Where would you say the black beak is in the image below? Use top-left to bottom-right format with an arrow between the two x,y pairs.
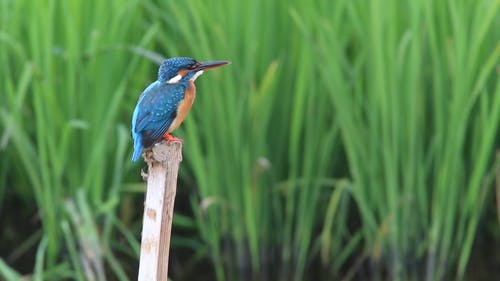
194,60 -> 231,71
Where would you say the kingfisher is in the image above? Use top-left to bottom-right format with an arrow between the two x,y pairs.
131,57 -> 230,161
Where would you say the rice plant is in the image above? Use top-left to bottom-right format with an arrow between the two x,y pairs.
1,0 -> 498,280
1,0 -> 156,279
314,0 -> 500,279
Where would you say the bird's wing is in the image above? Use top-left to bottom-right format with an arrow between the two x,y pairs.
132,81 -> 185,147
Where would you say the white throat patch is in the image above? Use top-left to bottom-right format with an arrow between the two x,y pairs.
190,70 -> 204,81
166,74 -> 182,84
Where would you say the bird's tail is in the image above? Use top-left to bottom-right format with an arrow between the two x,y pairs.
132,133 -> 143,162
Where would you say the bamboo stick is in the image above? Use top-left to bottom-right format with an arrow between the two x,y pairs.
138,141 -> 182,281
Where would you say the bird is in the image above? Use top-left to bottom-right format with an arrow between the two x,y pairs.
131,57 -> 230,162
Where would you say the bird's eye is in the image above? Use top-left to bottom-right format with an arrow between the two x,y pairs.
188,62 -> 200,70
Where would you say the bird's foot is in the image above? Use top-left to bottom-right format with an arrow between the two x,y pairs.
141,168 -> 148,181
163,133 -> 184,144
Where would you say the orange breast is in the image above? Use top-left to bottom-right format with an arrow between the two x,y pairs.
168,81 -> 196,132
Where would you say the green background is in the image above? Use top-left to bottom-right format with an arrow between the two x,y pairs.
0,0 -> 499,280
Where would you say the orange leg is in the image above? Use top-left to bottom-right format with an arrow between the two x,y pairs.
162,132 -> 184,144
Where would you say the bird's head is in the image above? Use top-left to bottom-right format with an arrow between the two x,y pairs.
158,57 -> 230,84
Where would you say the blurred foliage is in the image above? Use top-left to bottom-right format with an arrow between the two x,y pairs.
0,0 -> 499,280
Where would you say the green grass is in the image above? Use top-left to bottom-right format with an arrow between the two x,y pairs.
314,0 -> 500,279
0,0 -> 155,279
0,0 -> 499,280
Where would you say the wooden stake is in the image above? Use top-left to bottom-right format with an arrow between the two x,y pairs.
138,141 -> 182,281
